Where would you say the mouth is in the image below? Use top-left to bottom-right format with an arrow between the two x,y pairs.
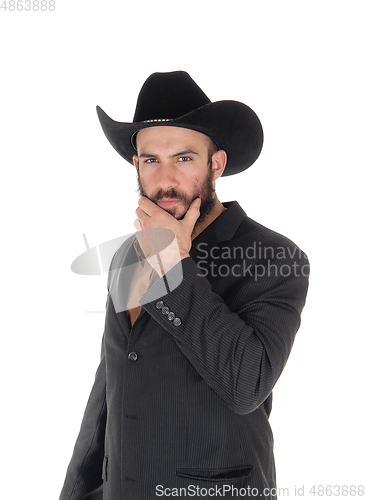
157,198 -> 180,208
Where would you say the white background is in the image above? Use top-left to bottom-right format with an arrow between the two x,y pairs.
1,1 -> 365,498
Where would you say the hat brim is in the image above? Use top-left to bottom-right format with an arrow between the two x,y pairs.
96,100 -> 263,176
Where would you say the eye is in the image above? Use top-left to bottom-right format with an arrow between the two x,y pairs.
144,158 -> 158,164
178,156 -> 192,162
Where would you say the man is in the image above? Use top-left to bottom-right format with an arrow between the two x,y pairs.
59,71 -> 309,500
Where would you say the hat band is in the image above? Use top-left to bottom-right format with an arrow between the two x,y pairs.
131,118 -> 173,150
142,118 -> 172,123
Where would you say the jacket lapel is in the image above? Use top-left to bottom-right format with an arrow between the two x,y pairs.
108,235 -> 140,336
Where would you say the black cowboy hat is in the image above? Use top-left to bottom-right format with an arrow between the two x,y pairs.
96,71 -> 263,176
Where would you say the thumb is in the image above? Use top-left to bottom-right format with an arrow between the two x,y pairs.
183,197 -> 201,226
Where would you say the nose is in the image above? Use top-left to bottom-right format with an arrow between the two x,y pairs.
155,161 -> 179,191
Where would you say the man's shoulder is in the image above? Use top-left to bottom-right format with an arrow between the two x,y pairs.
109,233 -> 136,268
226,204 -> 308,265
239,215 -> 303,249
106,233 -> 136,292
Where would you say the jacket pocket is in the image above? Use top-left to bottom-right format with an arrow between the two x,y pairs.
176,465 -> 253,482
102,456 -> 108,482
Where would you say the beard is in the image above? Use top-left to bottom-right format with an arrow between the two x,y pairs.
137,164 -> 216,233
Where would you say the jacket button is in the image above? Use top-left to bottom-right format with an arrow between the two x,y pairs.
173,317 -> 182,327
167,311 -> 175,321
155,300 -> 164,309
162,306 -> 169,315
128,351 -> 138,361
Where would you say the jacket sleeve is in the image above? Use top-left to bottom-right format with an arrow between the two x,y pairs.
59,334 -> 107,500
141,250 -> 309,415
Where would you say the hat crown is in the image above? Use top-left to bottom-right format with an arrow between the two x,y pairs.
133,71 -> 211,123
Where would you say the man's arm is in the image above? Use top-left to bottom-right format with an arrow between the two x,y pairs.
141,251 -> 309,415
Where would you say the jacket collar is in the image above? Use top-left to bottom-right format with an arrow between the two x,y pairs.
214,201 -> 247,243
192,200 -> 247,249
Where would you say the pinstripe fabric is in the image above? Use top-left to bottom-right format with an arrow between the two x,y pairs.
59,201 -> 309,500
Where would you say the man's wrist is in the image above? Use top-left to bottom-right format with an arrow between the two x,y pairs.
161,254 -> 186,275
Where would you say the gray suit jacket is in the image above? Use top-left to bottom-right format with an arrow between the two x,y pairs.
59,201 -> 309,500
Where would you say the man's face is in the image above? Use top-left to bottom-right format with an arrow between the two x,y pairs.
133,126 -> 218,228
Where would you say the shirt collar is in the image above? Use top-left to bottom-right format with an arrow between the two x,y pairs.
133,238 -> 144,260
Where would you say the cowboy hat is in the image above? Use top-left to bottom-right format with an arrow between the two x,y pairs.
96,71 -> 263,176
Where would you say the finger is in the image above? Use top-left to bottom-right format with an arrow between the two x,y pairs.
138,196 -> 159,216
134,219 -> 151,259
135,206 -> 151,223
183,198 -> 201,227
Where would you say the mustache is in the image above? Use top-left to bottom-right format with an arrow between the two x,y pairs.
149,189 -> 190,205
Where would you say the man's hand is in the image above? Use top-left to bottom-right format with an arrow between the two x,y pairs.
134,196 -> 201,275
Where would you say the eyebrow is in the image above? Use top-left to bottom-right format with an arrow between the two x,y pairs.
139,149 -> 199,159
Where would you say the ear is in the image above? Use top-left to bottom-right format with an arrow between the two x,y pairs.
211,150 -> 227,181
133,155 -> 139,171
